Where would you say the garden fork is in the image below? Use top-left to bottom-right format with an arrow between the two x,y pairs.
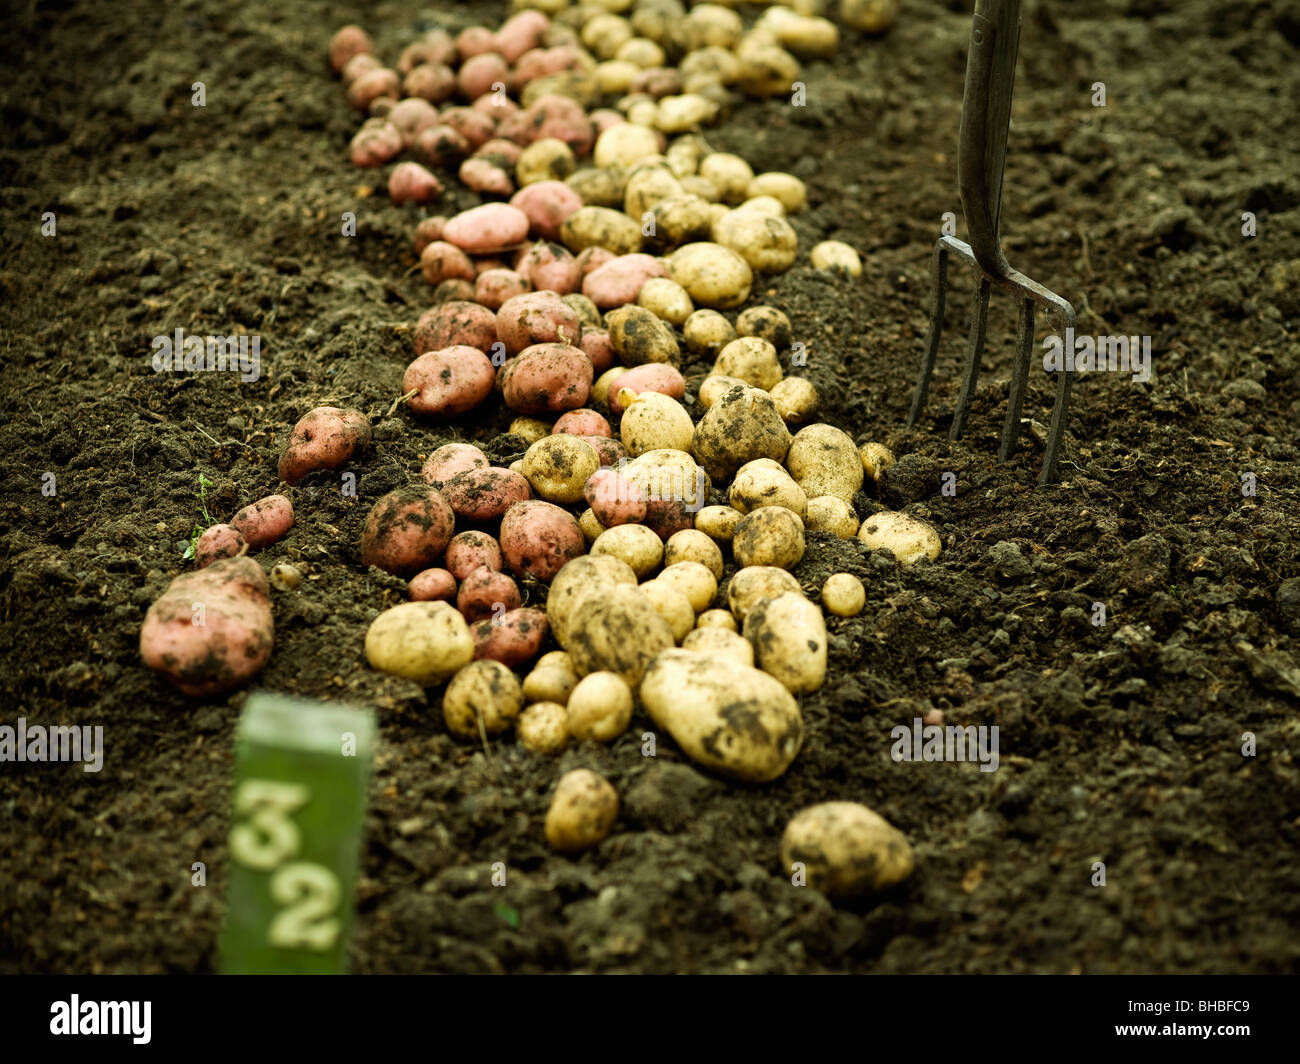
906,0 -> 1077,485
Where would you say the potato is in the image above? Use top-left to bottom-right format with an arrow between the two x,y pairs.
442,659 -> 524,739
330,25 -> 373,73
640,650 -> 802,782
695,608 -> 737,631
472,606 -> 549,666
729,464 -> 808,520
474,268 -> 529,309
695,375 -> 745,412
806,496 -> 859,539
683,309 -> 735,355
517,242 -> 580,294
692,383 -> 791,481
566,166 -> 624,207
403,346 -> 496,418
583,466 -> 647,526
669,242 -> 752,309
444,531 -> 503,581
509,180 -> 585,241
682,4 -> 743,51
443,203 -> 532,253
643,194 -> 713,251
497,291 -> 583,354
822,573 -> 866,618
736,304 -> 793,349
713,210 -> 798,273
229,493 -> 294,551
139,556 -> 272,696
579,508 -> 605,543
545,768 -> 619,853
635,277 -> 694,324
523,659 -> 579,705
622,164 -> 684,220
348,67 -> 401,110
654,93 -> 718,133
663,529 -> 723,579
680,174 -> 721,201
278,406 -> 371,485
606,304 -> 680,366
456,566 -> 522,624
552,408 -> 612,437
420,241 -> 477,286
342,52 -> 381,86
360,486 -> 456,576
195,523 -> 245,568
365,600 -> 473,686
638,580 -> 695,641
349,120 -> 404,167
496,501 -> 582,582
457,26 -> 498,60
859,441 -> 896,485
389,160 -> 443,206
681,626 -> 753,667
501,342 -> 593,414
733,506 -> 805,570
496,10 -> 550,62
521,433 -> 601,503
714,336 -> 782,391
736,44 -> 799,97
694,505 -> 743,543
842,0 -> 899,35
590,523 -> 663,578
623,448 -> 710,512
561,205 -> 644,255
414,301 -> 498,356
509,417 -> 553,445
619,391 -> 694,456
784,423 -> 865,504
547,554 -> 639,647
697,152 -> 753,204
606,368 -> 685,421
654,561 -> 717,613
562,291 -> 603,328
770,377 -> 818,424
409,567 -> 457,602
857,511 -> 942,566
563,672 -> 631,743
781,802 -> 914,900
742,591 -> 826,693
439,107 -> 496,150
582,252 -> 668,307
441,467 -> 533,521
567,584 -> 675,684
517,702 -> 570,754
727,565 -> 801,621
810,239 -> 863,277
421,443 -> 489,488
746,172 -> 806,213
520,94 -> 595,154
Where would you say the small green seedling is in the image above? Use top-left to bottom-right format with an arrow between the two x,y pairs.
181,472 -> 216,560
218,693 -> 376,975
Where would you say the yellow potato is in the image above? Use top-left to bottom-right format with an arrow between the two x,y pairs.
664,528 -> 724,579
365,601 -> 473,686
591,523 -> 664,577
822,573 -> 866,617
655,560 -> 718,613
639,579 -> 696,642
545,768 -> 619,853
805,495 -> 859,539
442,659 -> 524,738
517,701 -> 570,754
566,671 -> 634,742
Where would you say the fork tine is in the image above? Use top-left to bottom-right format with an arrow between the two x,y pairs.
998,296 -> 1035,461
1039,304 -> 1077,485
907,239 -> 950,428
949,275 -> 991,440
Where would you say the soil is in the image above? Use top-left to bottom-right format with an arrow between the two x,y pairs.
2,0 -> 1299,975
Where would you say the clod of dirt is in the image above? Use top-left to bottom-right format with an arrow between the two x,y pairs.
880,453 -> 939,507
624,763 -> 716,833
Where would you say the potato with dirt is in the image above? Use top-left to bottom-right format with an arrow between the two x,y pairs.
440,467 -> 533,521
139,556 -> 273,696
195,523 -> 245,568
499,499 -> 586,582
743,591 -> 827,694
497,290 -> 584,354
546,554 -> 639,647
500,342 -> 593,414
858,510 -> 942,566
277,406 -> 371,485
780,802 -> 914,900
364,600 -> 474,686
733,506 -> 805,570
521,433 -> 601,503
442,659 -> 524,739
607,304 -> 680,366
692,383 -> 791,482
566,584 -> 675,684
472,607 -> 549,667
403,346 -> 496,417
545,768 -> 619,853
360,486 -> 456,576
785,423 -> 864,503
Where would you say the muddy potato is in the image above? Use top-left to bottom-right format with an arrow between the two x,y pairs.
822,573 -> 866,618
669,242 -> 752,309
563,292 -> 603,328
523,657 -> 579,704
694,504 -> 743,543
655,560 -> 718,613
810,239 -> 863,277
566,671 -> 634,743
637,278 -> 694,324
516,137 -> 576,186
607,304 -> 680,366
714,336 -> 782,391
695,608 -> 737,631
623,165 -> 685,219
639,579 -> 695,642
365,600 -> 473,686
697,374 -> 748,410
408,567 -> 457,602
620,391 -> 694,456
278,406 -> 371,485
727,565 -> 802,621
567,584 -> 675,684
771,377 -> 818,424
499,499 -> 586,582
442,659 -> 524,739
713,209 -> 798,273
842,0 -> 899,35
456,566 -> 522,624
681,626 -> 753,667
545,768 -> 619,853
624,448 -> 710,511
781,802 -> 914,899
645,194 -> 713,250
733,506 -> 804,570
783,423 -> 865,505
692,383 -> 791,481
743,591 -> 826,693
517,702 -> 570,754
746,172 -> 806,213
561,205 -> 644,255
195,523 -> 245,568
547,554 -> 639,647
857,510 -> 942,566
683,309 -> 735,356
521,433 -> 601,503
501,342 -> 593,415
806,495 -> 859,539
360,486 -> 456,575
736,304 -> 793,349
860,441 -> 896,485
729,464 -> 808,520
583,466 -> 647,527
414,301 -> 498,356
472,606 -> 549,667
508,417 -> 552,445
663,529 -> 723,580
640,650 -> 803,782
229,493 -> 294,551
404,346 -> 496,417
497,291 -> 583,355
591,523 -> 664,577
421,443 -> 490,488
735,43 -> 799,97
698,152 -> 753,204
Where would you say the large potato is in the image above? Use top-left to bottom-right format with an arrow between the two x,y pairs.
442,659 -> 524,738
742,591 -> 826,693
499,500 -> 586,582
727,565 -> 802,621
713,209 -> 798,273
441,467 -> 532,521
497,291 -> 583,355
620,391 -> 694,456
780,802 -> 914,899
607,304 -> 680,366
729,463 -> 808,519
561,205 -> 644,255
501,342 -> 594,414
640,649 -> 803,782
365,600 -> 473,686
785,424 -> 864,503
714,337 -> 782,391
360,486 -> 456,575
277,406 -> 371,485
403,346 -> 495,417
547,554 -> 639,647
733,506 -> 805,570
521,433 -> 601,503
669,242 -> 752,309
567,584 -> 675,685
692,383 -> 791,481
472,607 -> 549,667
858,511 -> 942,566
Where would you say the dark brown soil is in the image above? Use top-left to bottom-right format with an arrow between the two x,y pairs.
2,0 -> 1298,975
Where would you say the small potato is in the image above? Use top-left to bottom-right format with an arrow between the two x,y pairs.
697,374 -> 749,410
414,301 -> 497,356
654,560 -> 718,613
547,554 -> 639,648
736,304 -> 793,350
389,161 -> 443,205
771,377 -> 818,424
806,495 -> 859,539
682,626 -> 753,667
365,600 -> 473,686
553,408 -> 612,437
743,591 -> 826,693
592,367 -> 625,407
780,802 -> 914,900
348,67 -> 401,110
475,268 -> 530,310
195,523 -> 245,568
684,309 -> 736,356
669,242 -> 752,309
842,0 -> 899,35
567,584 -> 675,684
639,580 -> 695,642
566,671 -> 635,742
727,565 -> 802,621
746,172 -> 807,213
523,659 -> 579,705
591,523 -> 663,578
696,608 -> 737,631
620,391 -> 694,456
278,406 -> 371,485
692,384 -> 791,482
411,123 -> 468,167
545,768 -> 619,853
330,25 -> 373,73
606,363 -> 686,415
420,241 -> 477,286
522,433 -> 601,503
735,44 -> 799,97
810,239 -> 863,277
421,442 -> 490,488
501,342 -> 593,415
713,209 -> 798,273
442,467 -> 533,521
693,505 -> 743,542
510,180 -> 585,242
500,500 -> 586,582
860,441 -> 896,485
607,304 -> 680,366
442,203 -> 531,253
664,529 -> 723,580
442,659 -> 524,739
229,494 -> 294,550
644,193 -> 714,251
444,531 -> 503,580
636,277 -> 694,324
409,567 -> 457,602
508,417 -> 552,445
517,242 -> 581,295
349,120 -> 404,167
823,573 -> 866,618
404,346 -> 495,417
497,291 -> 583,355
517,702 -> 570,754
857,511 -> 942,566
785,424 -> 864,503
360,486 -> 455,576
516,137 -> 576,186
729,464 -> 808,520
715,336 -> 782,391
561,205 -> 644,255
457,566 -> 522,624
579,508 -> 605,543
472,606 -> 549,667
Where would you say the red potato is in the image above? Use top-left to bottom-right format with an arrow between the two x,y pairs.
278,406 -> 371,485
499,500 -> 585,582
608,364 -> 687,414
413,125 -> 470,168
476,268 -> 531,309
408,567 -> 457,602
474,257 -> 509,276
348,68 -> 401,111
457,566 -> 522,623
520,95 -> 595,155
434,279 -> 476,303
553,409 -> 612,437
501,342 -> 593,414
403,346 -> 495,417
496,11 -> 549,64
420,241 -> 477,286
445,530 -> 504,580
404,62 -> 457,103
390,162 -> 443,206
414,300 -> 497,355
349,120 -> 404,167
576,246 -> 617,277
330,25 -> 373,74
474,94 -> 519,119
413,215 -> 447,255
512,45 -> 581,86
341,53 -> 381,86
459,156 -> 516,197
459,53 -> 510,101
590,108 -> 625,134
582,253 -> 668,308
496,109 -> 531,145
442,203 -> 531,254
644,497 -> 694,540
388,97 -> 440,144
632,68 -> 681,98
578,328 -> 615,373
472,607 -> 548,666
588,436 -> 628,467
457,26 -> 498,60
399,39 -> 446,75
510,181 -> 583,242
369,97 -> 395,119
517,242 -> 580,294
360,486 -> 456,576
139,556 -> 273,696
422,443 -> 490,488
496,290 -> 582,354
583,467 -> 647,527
441,466 -> 533,521
439,107 -> 496,150
195,523 -> 245,568
230,493 -> 294,550
476,137 -> 524,165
